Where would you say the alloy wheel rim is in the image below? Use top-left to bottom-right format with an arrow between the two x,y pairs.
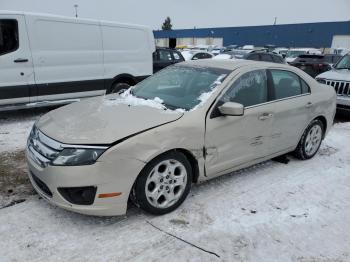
305,125 -> 322,156
145,159 -> 187,209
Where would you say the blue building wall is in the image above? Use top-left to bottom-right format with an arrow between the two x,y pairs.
153,21 -> 350,48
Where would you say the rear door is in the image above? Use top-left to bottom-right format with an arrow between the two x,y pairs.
0,14 -> 35,106
268,69 -> 312,154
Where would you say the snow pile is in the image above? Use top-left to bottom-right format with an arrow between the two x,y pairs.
104,89 -> 166,110
191,74 -> 226,111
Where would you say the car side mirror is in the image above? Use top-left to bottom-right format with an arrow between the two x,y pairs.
218,102 -> 244,116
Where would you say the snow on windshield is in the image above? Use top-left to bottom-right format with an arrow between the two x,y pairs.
103,73 -> 227,113
104,89 -> 167,110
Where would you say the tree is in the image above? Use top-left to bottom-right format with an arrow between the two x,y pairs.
162,17 -> 173,30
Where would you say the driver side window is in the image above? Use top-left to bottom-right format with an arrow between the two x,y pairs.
221,70 -> 268,107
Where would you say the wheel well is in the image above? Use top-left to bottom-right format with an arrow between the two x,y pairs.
174,149 -> 200,183
109,74 -> 136,93
314,115 -> 327,138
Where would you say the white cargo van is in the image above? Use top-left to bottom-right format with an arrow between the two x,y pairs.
0,11 -> 155,111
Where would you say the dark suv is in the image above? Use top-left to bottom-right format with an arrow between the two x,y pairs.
289,54 -> 342,78
153,47 -> 185,73
243,50 -> 285,64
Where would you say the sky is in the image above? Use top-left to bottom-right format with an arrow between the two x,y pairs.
0,0 -> 349,30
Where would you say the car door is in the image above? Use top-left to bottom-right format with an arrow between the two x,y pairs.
0,15 -> 35,106
267,69 -> 312,154
153,49 -> 173,73
205,69 -> 274,178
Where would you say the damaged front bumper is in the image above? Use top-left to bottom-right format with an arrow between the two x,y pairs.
26,147 -> 145,216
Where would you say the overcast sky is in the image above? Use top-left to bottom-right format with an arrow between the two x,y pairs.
1,0 -> 349,30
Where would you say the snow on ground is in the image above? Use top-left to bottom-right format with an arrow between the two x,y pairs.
0,108 -> 53,153
0,110 -> 350,261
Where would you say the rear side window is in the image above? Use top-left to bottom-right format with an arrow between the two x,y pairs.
158,50 -> 172,62
270,70 -> 302,99
172,51 -> 182,61
246,53 -> 259,61
301,78 -> 310,93
221,70 -> 268,107
261,54 -> 273,62
272,55 -> 283,63
201,53 -> 212,59
0,19 -> 18,56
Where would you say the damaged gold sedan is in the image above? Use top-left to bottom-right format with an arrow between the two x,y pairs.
26,60 -> 336,216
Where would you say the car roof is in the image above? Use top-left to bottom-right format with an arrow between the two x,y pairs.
179,59 -> 290,71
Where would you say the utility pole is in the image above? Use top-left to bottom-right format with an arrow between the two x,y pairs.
273,17 -> 277,25
74,4 -> 79,18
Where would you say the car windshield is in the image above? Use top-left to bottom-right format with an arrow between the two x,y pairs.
286,50 -> 306,58
132,65 -> 229,111
334,54 -> 350,70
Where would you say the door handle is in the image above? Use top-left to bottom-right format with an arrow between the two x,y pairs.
258,113 -> 273,121
14,58 -> 28,63
305,102 -> 313,108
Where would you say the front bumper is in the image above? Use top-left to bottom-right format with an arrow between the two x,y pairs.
336,96 -> 350,110
26,148 -> 145,216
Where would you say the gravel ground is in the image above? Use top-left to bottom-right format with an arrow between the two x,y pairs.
0,108 -> 349,262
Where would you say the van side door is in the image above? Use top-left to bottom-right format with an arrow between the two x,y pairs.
0,15 -> 35,107
26,17 -> 105,102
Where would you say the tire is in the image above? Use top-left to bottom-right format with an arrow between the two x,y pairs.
294,119 -> 324,160
134,151 -> 192,215
110,82 -> 131,94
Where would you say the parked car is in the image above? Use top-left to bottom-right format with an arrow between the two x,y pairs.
26,60 -> 336,216
0,11 -> 155,111
316,53 -> 350,111
289,54 -> 333,78
153,47 -> 185,73
285,48 -> 322,63
211,47 -> 226,56
213,53 -> 235,60
243,50 -> 286,64
181,50 -> 214,61
273,47 -> 289,57
324,54 -> 342,66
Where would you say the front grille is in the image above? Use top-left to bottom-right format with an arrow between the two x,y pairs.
31,172 -> 53,197
27,125 -> 62,167
325,80 -> 350,97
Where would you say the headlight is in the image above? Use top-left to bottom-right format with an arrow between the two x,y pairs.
316,78 -> 326,84
52,148 -> 106,166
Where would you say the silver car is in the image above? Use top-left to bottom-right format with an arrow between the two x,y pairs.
26,60 -> 336,216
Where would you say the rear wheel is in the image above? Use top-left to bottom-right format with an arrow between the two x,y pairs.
110,82 -> 131,94
134,152 -> 192,215
294,119 -> 324,160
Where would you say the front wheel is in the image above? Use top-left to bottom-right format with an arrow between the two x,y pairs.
294,119 -> 324,160
134,152 -> 192,215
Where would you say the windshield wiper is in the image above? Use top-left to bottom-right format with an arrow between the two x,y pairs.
335,67 -> 350,70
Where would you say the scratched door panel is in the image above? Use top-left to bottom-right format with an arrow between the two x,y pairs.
205,104 -> 273,178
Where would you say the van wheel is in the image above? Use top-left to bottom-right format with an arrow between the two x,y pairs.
134,152 -> 192,215
110,82 -> 131,94
294,119 -> 324,160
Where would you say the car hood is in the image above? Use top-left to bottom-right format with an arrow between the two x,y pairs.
317,69 -> 350,81
36,95 -> 184,145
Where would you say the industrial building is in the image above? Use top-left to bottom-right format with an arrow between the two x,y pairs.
154,21 -> 350,49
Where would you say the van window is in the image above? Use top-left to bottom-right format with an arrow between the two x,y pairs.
270,70 -> 302,99
0,19 -> 18,56
221,70 -> 268,107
